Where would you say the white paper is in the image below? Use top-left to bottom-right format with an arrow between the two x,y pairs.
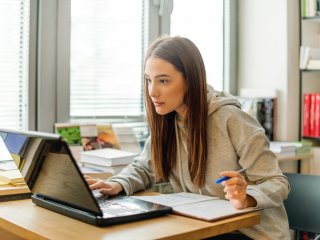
0,161 -> 17,170
133,192 -> 218,207
173,199 -> 256,221
133,192 -> 259,221
0,137 -> 13,162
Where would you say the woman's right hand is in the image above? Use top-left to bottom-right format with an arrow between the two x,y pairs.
84,175 -> 123,196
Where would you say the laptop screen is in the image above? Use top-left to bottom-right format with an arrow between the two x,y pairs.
0,129 -> 102,215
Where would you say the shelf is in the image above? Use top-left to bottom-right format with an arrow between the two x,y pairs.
299,1 -> 320,144
302,136 -> 320,142
302,16 -> 320,21
301,69 -> 320,72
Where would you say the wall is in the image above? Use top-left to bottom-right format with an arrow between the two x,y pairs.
237,0 -> 301,172
237,0 -> 299,142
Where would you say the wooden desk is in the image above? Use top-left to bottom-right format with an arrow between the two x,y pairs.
0,199 -> 260,240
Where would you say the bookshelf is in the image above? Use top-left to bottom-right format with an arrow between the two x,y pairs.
299,1 -> 320,142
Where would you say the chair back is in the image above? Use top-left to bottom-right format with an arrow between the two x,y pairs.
284,173 -> 320,234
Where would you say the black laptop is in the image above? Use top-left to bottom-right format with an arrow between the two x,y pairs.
0,129 -> 172,226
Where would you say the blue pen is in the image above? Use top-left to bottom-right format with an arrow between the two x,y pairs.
215,168 -> 247,184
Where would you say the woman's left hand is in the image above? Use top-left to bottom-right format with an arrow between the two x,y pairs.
219,171 -> 257,209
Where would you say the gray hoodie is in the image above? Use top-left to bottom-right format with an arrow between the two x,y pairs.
108,87 -> 290,239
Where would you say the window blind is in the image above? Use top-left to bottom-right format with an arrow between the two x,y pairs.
171,0 -> 224,91
0,0 -> 30,130
70,0 -> 147,119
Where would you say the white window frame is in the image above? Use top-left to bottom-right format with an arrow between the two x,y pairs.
28,0 -> 60,132
28,0 -> 38,131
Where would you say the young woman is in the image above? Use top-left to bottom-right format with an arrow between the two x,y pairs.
85,36 -> 290,239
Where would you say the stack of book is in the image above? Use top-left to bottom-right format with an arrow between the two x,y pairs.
112,125 -> 142,154
78,148 -> 139,176
270,141 -> 312,158
55,123 -> 122,160
54,122 -> 142,161
293,141 -> 312,155
270,142 -> 296,158
301,0 -> 320,17
300,46 -> 320,70
0,169 -> 25,186
0,137 -> 30,201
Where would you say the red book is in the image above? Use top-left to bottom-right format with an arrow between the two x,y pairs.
310,93 -> 316,136
303,93 -> 311,137
315,93 -> 320,137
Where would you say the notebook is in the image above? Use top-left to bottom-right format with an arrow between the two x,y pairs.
0,129 -> 172,226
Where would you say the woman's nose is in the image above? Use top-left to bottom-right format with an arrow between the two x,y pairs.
148,82 -> 159,97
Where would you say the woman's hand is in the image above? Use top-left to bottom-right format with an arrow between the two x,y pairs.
84,175 -> 123,196
219,171 -> 257,209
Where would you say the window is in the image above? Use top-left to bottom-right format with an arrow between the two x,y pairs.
0,0 -> 30,130
170,0 -> 224,90
57,0 -> 228,123
70,0 -> 147,119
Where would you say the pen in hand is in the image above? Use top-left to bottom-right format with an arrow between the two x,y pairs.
215,168 -> 247,184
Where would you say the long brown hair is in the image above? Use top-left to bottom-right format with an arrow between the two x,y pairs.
144,36 -> 208,187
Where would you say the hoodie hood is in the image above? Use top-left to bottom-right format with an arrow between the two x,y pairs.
207,85 -> 241,115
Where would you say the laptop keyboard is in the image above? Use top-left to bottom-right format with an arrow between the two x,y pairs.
95,195 -> 147,218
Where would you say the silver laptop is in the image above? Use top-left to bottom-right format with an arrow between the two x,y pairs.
0,129 -> 172,226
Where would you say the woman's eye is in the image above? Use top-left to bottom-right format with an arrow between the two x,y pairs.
159,79 -> 168,84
